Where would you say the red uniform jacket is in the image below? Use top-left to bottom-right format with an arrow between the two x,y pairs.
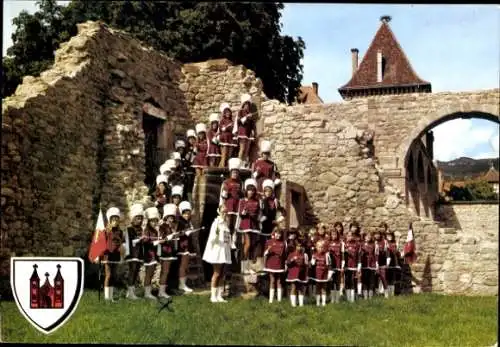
220,178 -> 243,214
387,241 -> 401,268
376,239 -> 388,267
344,240 -> 361,270
252,158 -> 279,193
329,240 -> 344,270
237,197 -> 261,233
218,117 -> 234,145
311,251 -> 331,281
192,139 -> 208,168
286,250 -> 308,282
264,238 -> 286,271
361,241 -> 377,269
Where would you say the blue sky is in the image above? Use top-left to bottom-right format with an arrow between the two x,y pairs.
3,2 -> 499,161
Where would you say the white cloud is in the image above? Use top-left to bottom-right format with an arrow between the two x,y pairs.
432,119 -> 499,161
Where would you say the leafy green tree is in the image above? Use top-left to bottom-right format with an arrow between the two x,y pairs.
448,185 -> 472,201
3,1 -> 305,104
465,180 -> 497,201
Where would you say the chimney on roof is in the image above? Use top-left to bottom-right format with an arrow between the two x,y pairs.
312,82 -> 319,95
377,50 -> 383,83
380,15 -> 392,23
351,48 -> 359,77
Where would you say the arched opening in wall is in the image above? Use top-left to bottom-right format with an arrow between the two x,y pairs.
402,111 -> 499,218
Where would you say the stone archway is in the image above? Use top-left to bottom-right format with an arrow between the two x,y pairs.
400,110 -> 499,217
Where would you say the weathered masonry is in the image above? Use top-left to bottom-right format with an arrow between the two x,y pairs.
1,21 -> 498,296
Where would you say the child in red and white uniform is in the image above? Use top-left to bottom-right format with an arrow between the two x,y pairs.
207,113 -> 221,167
236,178 -> 261,272
176,201 -> 197,293
154,174 -> 169,218
170,185 -> 183,219
157,204 -> 179,299
333,221 -> 345,241
218,103 -> 236,168
386,230 -> 401,298
329,229 -> 344,304
374,225 -> 389,298
286,239 -> 309,307
348,222 -> 363,296
220,158 -> 243,249
310,240 -> 332,306
264,219 -> 287,303
251,140 -> 281,195
102,207 -> 124,302
360,232 -> 377,299
258,179 -> 279,259
344,229 -> 361,303
192,123 -> 209,175
123,204 -> 145,300
142,207 -> 161,300
306,227 -> 318,298
234,93 -> 256,166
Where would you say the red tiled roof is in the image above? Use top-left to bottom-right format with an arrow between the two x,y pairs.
339,19 -> 431,92
481,167 -> 499,183
297,86 -> 324,104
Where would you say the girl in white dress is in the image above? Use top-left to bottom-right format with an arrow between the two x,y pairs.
203,205 -> 232,303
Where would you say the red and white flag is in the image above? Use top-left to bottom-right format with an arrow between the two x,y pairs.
403,223 -> 417,264
88,208 -> 107,263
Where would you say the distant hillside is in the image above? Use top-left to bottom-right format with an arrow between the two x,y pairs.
437,157 -> 499,180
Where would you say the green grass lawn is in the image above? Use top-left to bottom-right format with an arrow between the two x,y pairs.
1,290 -> 497,346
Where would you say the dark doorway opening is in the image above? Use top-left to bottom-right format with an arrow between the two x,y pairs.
143,114 -> 166,191
290,190 -> 301,229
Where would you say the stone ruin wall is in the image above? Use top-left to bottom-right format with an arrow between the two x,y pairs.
1,20 -> 497,295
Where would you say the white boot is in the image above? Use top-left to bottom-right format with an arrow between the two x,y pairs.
321,294 -> 327,306
378,282 -> 384,295
108,287 -> 116,302
158,285 -> 170,299
217,287 -> 227,303
298,294 -> 305,307
277,288 -> 283,302
316,295 -> 321,306
384,288 -> 390,299
349,289 -> 355,303
144,286 -> 157,300
179,277 -> 193,293
210,287 -> 218,303
290,295 -> 297,307
104,286 -> 110,301
231,233 -> 237,249
389,285 -> 395,297
357,282 -> 362,296
331,291 -> 336,304
363,290 -> 368,300
269,289 -> 275,303
126,286 -> 138,300
368,290 -> 374,299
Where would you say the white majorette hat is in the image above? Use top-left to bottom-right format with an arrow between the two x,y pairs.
262,179 -> 275,190
240,93 -> 252,104
145,207 -> 160,220
228,158 -> 242,171
219,103 -> 231,113
163,203 -> 177,219
171,152 -> 182,161
156,174 -> 168,185
186,129 -> 196,138
209,113 -> 219,123
159,163 -> 169,175
260,140 -> 272,153
171,185 -> 183,197
106,207 -> 121,220
165,159 -> 175,170
129,203 -> 144,219
244,178 -> 257,190
175,139 -> 186,149
179,201 -> 192,214
195,123 -> 207,134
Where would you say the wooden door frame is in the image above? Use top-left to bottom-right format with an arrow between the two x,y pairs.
283,181 -> 305,231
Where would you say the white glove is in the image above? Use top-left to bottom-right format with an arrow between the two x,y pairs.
185,229 -> 193,236
252,171 -> 258,179
132,239 -> 140,246
386,257 -> 391,266
376,263 -> 379,271
311,258 -> 316,266
327,270 -> 334,280
221,190 -> 228,199
260,216 -> 267,222
357,263 -> 362,272
341,260 -> 345,269
154,201 -> 159,206
222,126 -> 227,132
167,234 -> 175,241
153,240 -> 160,246
212,138 -> 219,144
241,116 -> 247,124
274,178 -> 281,186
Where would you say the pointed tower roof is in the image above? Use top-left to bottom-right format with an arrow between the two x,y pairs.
54,264 -> 63,281
30,264 -> 40,281
481,162 -> 499,183
339,16 -> 431,99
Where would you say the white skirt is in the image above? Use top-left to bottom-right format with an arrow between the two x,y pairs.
203,239 -> 232,264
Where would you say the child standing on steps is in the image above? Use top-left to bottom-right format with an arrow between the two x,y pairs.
142,207 -> 161,300
310,240 -> 332,306
207,113 -> 221,167
251,140 -> 281,195
103,207 -> 124,302
154,174 -> 169,217
183,131 -> 197,202
374,225 -> 389,298
192,123 -> 209,215
218,103 -> 236,168
176,201 -> 197,293
157,204 -> 179,299
263,221 -> 287,303
124,204 -> 145,300
360,232 -> 377,300
386,230 -> 401,298
235,93 -> 256,167
286,239 -> 308,307
236,178 -> 261,272
219,158 -> 243,249
203,205 -> 232,303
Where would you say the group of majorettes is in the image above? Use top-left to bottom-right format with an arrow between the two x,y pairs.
259,221 -> 405,307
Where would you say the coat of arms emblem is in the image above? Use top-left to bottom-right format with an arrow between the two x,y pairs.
10,257 -> 84,334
